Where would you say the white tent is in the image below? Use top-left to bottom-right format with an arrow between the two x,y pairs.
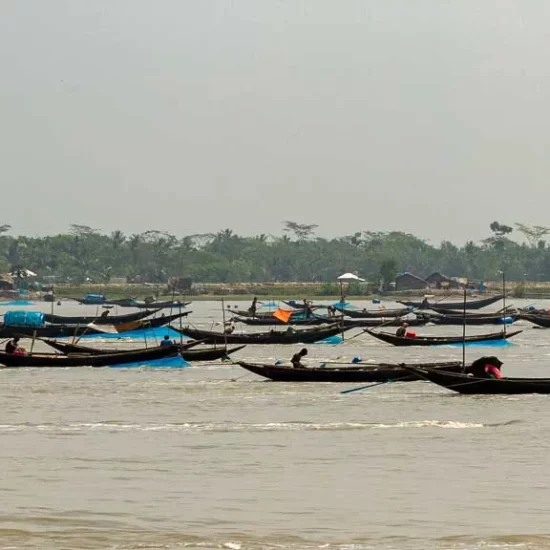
336,272 -> 365,301
337,272 -> 365,282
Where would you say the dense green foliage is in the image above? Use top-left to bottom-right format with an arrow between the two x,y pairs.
1,222 -> 549,285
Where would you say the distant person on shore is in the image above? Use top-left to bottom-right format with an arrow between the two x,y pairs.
291,348 -> 308,368
160,335 -> 175,347
396,322 -> 408,337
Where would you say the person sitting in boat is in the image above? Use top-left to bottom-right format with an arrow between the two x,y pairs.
5,337 -> 21,355
224,321 -> 236,334
291,348 -> 308,368
471,356 -> 504,379
396,322 -> 408,337
421,297 -> 430,309
327,305 -> 336,317
248,297 -> 258,316
160,335 -> 175,347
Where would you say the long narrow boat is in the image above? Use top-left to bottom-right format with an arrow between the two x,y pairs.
0,324 -> 106,338
172,324 -> 351,344
232,315 -> 328,326
118,311 -> 190,331
400,365 -> 550,395
42,339 -> 246,362
0,345 -> 181,368
397,294 -> 504,310
423,313 -> 517,326
0,311 -> 190,339
334,306 -> 412,318
42,338 -> 203,355
106,299 -> 192,309
233,315 -> 427,328
43,309 -> 161,326
364,328 -> 522,346
236,360 -> 475,382
519,314 -> 550,328
429,306 -> 515,317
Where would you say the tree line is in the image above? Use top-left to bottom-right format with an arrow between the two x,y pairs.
0,221 -> 549,286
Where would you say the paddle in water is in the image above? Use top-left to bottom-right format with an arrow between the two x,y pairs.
340,380 -> 393,394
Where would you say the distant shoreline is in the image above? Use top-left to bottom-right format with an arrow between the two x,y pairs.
17,281 -> 550,302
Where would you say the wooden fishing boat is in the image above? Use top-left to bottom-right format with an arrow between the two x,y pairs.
400,365 -> 550,395
364,328 -> 522,346
282,300 -> 324,310
42,338 -> 245,361
397,294 -> 504,310
106,299 -> 191,309
42,338 -> 203,355
422,313 -> 517,326
429,306 -> 515,317
0,345 -> 181,368
236,360 -> 475,382
334,306 -> 411,318
172,324 -> 351,344
117,311 -> 190,331
233,315 -> 426,328
519,314 -> 550,328
0,324 -> 106,338
232,315 -> 328,326
43,309 -> 161,326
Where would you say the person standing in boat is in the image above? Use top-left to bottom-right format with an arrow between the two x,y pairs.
248,297 -> 258,316
396,322 -> 408,337
291,348 -> 308,368
303,300 -> 314,319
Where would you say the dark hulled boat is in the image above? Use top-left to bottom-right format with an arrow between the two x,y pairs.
233,315 -> 426,328
43,309 -> 161,326
42,338 -> 246,361
397,294 -> 504,310
400,365 -> 550,395
423,313 -> 517,326
364,328 -> 522,346
519,314 -> 550,328
236,360 -> 474,382
0,324 -> 106,338
172,324 -> 350,344
106,299 -> 192,309
334,306 -> 412,318
0,345 -> 181,368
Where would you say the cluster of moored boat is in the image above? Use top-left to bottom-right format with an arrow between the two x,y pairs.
3,293 -> 550,394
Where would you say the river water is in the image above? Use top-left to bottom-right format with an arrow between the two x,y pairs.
1,298 -> 550,550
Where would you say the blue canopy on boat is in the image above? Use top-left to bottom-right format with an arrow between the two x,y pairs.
3,311 -> 45,327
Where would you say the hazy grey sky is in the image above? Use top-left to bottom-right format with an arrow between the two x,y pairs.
2,1 -> 549,244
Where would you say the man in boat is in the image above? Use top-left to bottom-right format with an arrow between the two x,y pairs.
396,322 -> 408,337
160,335 -> 175,347
291,348 -> 308,368
5,337 -> 21,355
224,320 -> 236,334
248,297 -> 258,316
471,356 -> 503,379
327,305 -> 336,317
303,299 -> 314,318
100,310 -> 110,319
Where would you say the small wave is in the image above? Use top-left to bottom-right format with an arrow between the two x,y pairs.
0,419 -> 500,434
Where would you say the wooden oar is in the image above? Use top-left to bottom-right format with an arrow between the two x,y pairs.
340,380 -> 394,394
